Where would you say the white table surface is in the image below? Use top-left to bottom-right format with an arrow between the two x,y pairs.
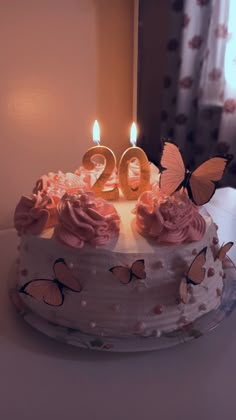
1,188 -> 236,420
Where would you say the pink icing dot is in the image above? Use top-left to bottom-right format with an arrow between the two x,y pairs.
192,248 -> 197,255
207,267 -> 215,277
89,321 -> 96,329
103,343 -> 113,350
156,260 -> 164,269
199,303 -> 207,311
212,237 -> 219,245
153,304 -> 163,315
135,321 -> 146,333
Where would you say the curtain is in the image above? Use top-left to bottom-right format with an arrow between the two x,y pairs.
160,0 -> 236,187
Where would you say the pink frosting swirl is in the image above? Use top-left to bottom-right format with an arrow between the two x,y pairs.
75,163 -> 118,192
55,192 -> 120,248
14,192 -> 58,235
33,171 -> 85,201
135,190 -> 206,244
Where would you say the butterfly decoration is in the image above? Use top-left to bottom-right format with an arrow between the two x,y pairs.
159,141 -> 230,206
215,241 -> 235,268
179,247 -> 207,304
19,258 -> 82,306
109,259 -> 146,284
215,241 -> 234,261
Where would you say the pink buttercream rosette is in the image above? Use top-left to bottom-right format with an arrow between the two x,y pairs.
55,192 -> 121,248
134,190 -> 206,244
14,192 -> 58,235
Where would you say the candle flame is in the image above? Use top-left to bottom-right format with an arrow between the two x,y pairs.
130,122 -> 137,147
93,120 -> 100,145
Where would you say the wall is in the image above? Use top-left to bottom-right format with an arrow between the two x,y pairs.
137,0 -> 169,163
0,0 -> 134,228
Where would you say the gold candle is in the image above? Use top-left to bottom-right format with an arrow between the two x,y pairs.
82,120 -> 119,200
119,123 -> 150,200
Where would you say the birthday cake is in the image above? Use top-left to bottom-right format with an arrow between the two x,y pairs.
13,142 -> 232,342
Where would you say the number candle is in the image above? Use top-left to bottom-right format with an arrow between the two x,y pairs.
118,122 -> 150,200
82,120 -> 119,200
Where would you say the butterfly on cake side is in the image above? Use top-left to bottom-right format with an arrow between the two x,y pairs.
20,258 -> 81,306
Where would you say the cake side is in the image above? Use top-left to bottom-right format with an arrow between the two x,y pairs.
16,204 -> 224,337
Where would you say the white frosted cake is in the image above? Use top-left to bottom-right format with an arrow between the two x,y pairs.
13,165 -> 225,339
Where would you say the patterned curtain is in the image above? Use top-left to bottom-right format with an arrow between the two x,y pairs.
160,0 -> 236,187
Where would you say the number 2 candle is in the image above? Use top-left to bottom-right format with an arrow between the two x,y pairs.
82,120 -> 119,200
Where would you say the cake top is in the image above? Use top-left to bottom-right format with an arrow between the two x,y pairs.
14,140 -> 232,248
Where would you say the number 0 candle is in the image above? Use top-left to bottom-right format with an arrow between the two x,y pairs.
82,120 -> 119,200
118,123 -> 150,200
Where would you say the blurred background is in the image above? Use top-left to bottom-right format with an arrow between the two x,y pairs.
137,0 -> 236,187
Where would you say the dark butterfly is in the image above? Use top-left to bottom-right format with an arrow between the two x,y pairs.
109,259 -> 146,284
159,142 -> 229,205
179,247 -> 207,304
19,258 -> 81,306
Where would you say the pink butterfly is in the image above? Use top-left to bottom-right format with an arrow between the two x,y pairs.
179,247 -> 207,304
109,259 -> 146,284
19,258 -> 81,306
215,241 -> 234,262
